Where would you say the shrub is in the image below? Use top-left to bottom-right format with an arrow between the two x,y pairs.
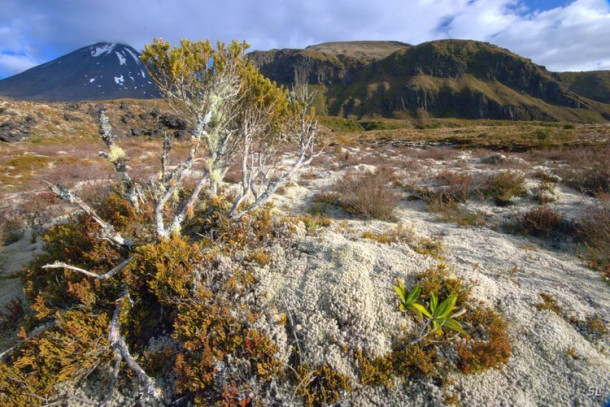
434,170 -> 474,204
362,224 -> 414,244
560,146 -> 610,195
481,171 -> 527,205
457,307 -> 511,374
313,168 -> 401,220
294,364 -> 353,407
506,206 -> 570,238
576,195 -> 610,274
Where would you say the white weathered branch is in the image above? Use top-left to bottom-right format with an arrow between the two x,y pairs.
98,110 -> 142,212
107,289 -> 162,401
155,114 -> 208,239
42,257 -> 133,280
44,181 -> 132,248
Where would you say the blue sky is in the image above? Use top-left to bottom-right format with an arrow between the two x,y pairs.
1,0 -> 610,79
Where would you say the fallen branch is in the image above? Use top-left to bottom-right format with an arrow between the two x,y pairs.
42,257 -> 133,280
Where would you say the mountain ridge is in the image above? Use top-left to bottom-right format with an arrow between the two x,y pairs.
251,39 -> 610,122
1,39 -> 610,122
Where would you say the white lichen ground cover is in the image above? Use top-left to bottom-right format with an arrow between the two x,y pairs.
259,145 -> 609,406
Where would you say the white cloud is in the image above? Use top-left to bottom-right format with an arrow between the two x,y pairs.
0,53 -> 38,75
1,0 -> 610,78
489,0 -> 610,71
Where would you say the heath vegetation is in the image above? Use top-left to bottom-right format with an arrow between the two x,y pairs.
1,39 -> 609,407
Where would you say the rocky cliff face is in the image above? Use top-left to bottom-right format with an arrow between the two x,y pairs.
251,40 -> 610,122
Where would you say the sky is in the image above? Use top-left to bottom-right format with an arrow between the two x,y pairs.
1,0 -> 610,79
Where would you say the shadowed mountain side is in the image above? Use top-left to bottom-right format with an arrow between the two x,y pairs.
251,40 -> 610,122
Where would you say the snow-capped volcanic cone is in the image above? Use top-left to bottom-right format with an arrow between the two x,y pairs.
0,42 -> 159,101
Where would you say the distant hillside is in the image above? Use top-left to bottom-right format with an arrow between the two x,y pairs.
251,40 -> 610,122
304,41 -> 410,60
0,42 -> 159,101
2,39 -> 610,122
558,71 -> 610,104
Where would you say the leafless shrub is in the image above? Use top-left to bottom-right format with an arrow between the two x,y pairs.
559,147 -> 610,195
414,146 -> 460,161
576,194 -> 610,272
313,167 -> 401,220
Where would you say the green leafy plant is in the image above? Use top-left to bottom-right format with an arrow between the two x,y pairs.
393,279 -> 466,343
427,292 -> 466,335
393,279 -> 429,320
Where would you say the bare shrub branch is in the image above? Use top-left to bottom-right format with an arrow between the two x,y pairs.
107,289 -> 162,401
42,257 -> 133,280
43,181 -> 132,248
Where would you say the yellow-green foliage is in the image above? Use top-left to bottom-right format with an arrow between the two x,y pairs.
415,263 -> 472,305
172,299 -> 281,404
361,223 -> 414,244
23,215 -> 122,321
534,293 -> 563,314
0,310 -> 111,405
483,171 -> 527,205
292,214 -> 332,235
413,236 -> 445,259
184,197 -> 277,253
294,363 -> 353,407
126,236 -> 203,306
107,144 -> 127,163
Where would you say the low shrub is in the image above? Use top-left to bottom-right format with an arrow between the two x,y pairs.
576,195 -> 610,275
560,146 -> 610,195
361,223 -> 414,244
354,263 -> 511,387
506,206 -> 571,238
481,171 -> 527,205
312,168 -> 401,220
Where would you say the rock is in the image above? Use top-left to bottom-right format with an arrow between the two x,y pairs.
480,152 -> 507,165
131,127 -> 144,136
63,113 -> 81,122
0,120 -> 30,142
160,113 -> 188,130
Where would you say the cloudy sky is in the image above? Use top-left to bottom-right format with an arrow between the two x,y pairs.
1,0 -> 610,79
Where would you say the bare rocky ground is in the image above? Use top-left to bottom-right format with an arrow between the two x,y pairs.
1,99 -> 609,405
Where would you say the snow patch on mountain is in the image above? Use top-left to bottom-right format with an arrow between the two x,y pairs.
125,48 -> 140,64
115,52 -> 126,66
114,75 -> 124,85
91,43 -> 116,57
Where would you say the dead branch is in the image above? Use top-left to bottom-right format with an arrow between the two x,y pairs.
98,110 -> 142,211
44,181 -> 132,249
108,289 -> 162,401
154,114 -> 209,239
229,89 -> 319,219
42,257 -> 133,280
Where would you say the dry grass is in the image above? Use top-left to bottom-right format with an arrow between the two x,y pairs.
312,167 -> 401,220
577,195 -> 610,275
